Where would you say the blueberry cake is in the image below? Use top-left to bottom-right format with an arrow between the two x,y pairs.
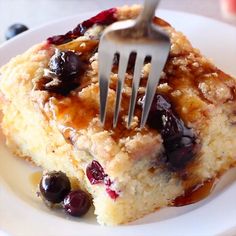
1,5 -> 236,225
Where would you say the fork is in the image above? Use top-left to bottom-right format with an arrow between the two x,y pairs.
98,0 -> 170,128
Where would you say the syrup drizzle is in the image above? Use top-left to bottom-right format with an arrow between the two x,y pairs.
173,178 -> 216,207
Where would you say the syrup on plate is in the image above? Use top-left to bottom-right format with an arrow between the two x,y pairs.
29,171 -> 43,189
173,178 -> 216,207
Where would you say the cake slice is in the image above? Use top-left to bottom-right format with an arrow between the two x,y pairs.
1,5 -> 236,225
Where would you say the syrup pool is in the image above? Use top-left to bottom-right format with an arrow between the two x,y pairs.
29,171 -> 43,189
173,178 -> 216,207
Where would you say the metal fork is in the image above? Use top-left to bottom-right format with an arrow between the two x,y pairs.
98,0 -> 170,128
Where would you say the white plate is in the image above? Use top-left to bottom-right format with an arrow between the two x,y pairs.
0,10 -> 236,236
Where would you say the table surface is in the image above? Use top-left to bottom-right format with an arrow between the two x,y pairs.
0,0 -> 236,43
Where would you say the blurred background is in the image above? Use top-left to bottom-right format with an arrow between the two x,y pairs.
0,0 -> 235,43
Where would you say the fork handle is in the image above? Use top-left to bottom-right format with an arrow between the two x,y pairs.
138,0 -> 160,23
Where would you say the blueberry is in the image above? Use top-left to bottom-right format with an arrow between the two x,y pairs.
146,94 -> 196,169
86,160 -> 106,185
44,50 -> 85,94
5,23 -> 28,40
49,50 -> 84,79
63,190 -> 91,217
39,171 -> 71,203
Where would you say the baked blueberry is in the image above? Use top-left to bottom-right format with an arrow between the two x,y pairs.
86,160 -> 106,184
39,171 -> 71,203
147,94 -> 196,169
49,50 -> 84,79
63,190 -> 91,217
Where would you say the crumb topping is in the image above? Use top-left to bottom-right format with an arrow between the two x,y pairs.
28,6 -> 236,170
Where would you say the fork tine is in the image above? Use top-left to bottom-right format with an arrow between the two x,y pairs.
113,53 -> 129,127
98,49 -> 114,125
140,50 -> 168,128
127,55 -> 145,127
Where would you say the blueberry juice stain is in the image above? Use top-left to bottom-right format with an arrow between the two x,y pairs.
47,8 -> 117,45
